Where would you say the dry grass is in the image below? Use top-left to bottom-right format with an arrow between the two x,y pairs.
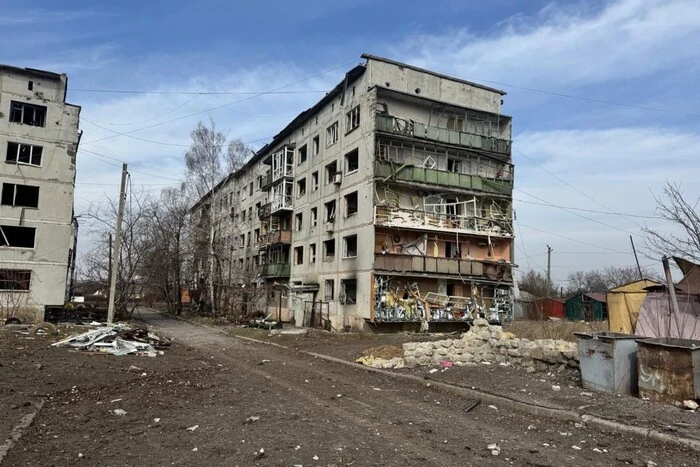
504,319 -> 609,342
358,345 -> 404,360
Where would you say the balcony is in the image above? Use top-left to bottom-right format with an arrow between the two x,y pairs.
260,172 -> 273,191
257,230 -> 292,249
265,262 -> 291,278
374,253 -> 512,282
271,195 -> 293,215
258,202 -> 271,219
376,114 -> 511,156
375,159 -> 511,196
374,206 -> 512,237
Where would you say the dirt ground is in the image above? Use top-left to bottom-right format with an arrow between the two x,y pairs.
1,312 -> 697,466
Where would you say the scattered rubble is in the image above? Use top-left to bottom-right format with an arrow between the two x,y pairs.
51,325 -> 169,356
683,400 -> 698,411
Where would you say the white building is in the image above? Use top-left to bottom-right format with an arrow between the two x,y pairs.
0,65 -> 81,322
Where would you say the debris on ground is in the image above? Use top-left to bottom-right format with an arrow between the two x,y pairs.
682,400 -> 698,411
50,325 -> 169,356
112,409 -> 127,416
487,443 -> 500,456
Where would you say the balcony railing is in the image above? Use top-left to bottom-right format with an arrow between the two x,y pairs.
374,160 -> 511,195
261,172 -> 273,190
271,195 -> 293,214
258,202 -> 271,219
265,262 -> 291,277
374,253 -> 512,281
376,114 -> 511,156
375,206 -> 512,237
257,230 -> 292,249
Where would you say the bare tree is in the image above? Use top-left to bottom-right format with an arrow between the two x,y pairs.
565,265 -> 657,295
518,270 -> 557,298
0,270 -> 30,323
644,182 -> 700,264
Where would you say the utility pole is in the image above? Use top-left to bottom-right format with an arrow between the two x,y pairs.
630,235 -> 643,280
107,163 -> 128,324
546,245 -> 553,290
661,256 -> 682,337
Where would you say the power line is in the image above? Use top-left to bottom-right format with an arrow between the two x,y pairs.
513,198 -> 659,219
518,222 -> 631,254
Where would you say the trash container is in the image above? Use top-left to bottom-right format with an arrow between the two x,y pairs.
636,337 -> 700,403
574,332 -> 641,395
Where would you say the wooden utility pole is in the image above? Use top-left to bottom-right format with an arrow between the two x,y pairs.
546,245 -> 553,289
107,163 -> 128,324
630,235 -> 643,280
661,256 -> 682,337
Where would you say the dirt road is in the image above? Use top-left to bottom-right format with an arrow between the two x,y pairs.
1,311 -> 694,466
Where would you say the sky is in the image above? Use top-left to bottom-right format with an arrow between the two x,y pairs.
2,0 -> 700,286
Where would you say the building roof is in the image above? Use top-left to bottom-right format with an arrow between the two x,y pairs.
361,54 -> 507,96
0,64 -> 63,80
677,265 -> 700,295
583,293 -> 607,303
608,278 -> 662,293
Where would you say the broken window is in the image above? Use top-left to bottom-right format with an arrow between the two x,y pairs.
298,144 -> 307,165
241,209 -> 246,222
311,171 -> 319,191
249,182 -> 253,196
296,177 -> 306,197
257,175 -> 262,189
446,115 -> 464,131
0,269 -> 31,291
323,239 -> 335,259
9,101 -> 46,127
345,106 -> 360,133
6,142 -> 43,166
326,121 -> 339,147
445,242 -> 460,258
294,212 -> 303,231
312,136 -> 320,156
325,161 -> 338,184
345,191 -> 358,217
309,243 -> 316,263
324,279 -> 334,300
341,279 -> 357,304
343,235 -> 358,258
0,225 -> 36,248
310,207 -> 318,229
294,246 -> 304,265
1,183 -> 39,208
324,200 -> 336,223
345,148 -> 359,173
447,158 -> 462,173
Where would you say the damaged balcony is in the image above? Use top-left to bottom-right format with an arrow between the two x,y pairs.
264,262 -> 291,278
375,159 -> 511,196
257,229 -> 292,249
374,253 -> 512,282
269,180 -> 293,215
374,205 -> 512,237
263,146 -> 294,183
376,114 -> 511,157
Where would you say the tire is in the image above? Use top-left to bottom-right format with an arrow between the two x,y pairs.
29,322 -> 58,336
4,317 -> 22,325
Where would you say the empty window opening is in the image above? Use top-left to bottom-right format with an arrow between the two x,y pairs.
295,213 -> 303,231
310,207 -> 318,229
345,148 -> 359,173
324,279 -> 334,300
0,269 -> 31,291
324,200 -> 336,223
325,161 -> 338,184
326,121 -> 339,147
312,136 -> 320,156
0,225 -> 36,248
445,241 -> 460,258
28,81 -> 34,91
446,115 -> 464,131
343,235 -> 358,258
311,171 -> 319,191
9,101 -> 46,127
345,106 -> 360,133
298,144 -> 307,165
296,178 -> 306,197
345,191 -> 358,217
447,158 -> 462,173
1,183 -> 39,208
294,246 -> 304,265
309,243 -> 317,263
341,279 -> 357,304
6,142 -> 43,166
323,239 -> 335,259
249,182 -> 254,196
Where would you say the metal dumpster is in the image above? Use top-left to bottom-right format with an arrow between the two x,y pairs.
636,337 -> 700,403
574,332 -> 641,395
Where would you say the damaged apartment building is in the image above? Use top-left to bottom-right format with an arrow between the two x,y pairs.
0,65 -> 81,322
192,54 -> 513,331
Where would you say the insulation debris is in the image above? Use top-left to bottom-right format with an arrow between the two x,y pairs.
51,325 -> 169,356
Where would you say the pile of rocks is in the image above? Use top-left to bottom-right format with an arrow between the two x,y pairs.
402,318 -> 578,372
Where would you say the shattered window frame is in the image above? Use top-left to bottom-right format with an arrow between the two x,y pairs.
0,269 -> 31,291
6,142 -> 43,167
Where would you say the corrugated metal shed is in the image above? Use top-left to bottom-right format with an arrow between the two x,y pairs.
607,279 -> 661,333
566,293 -> 608,321
533,297 -> 566,319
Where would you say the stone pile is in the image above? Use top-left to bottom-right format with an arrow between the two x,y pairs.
402,318 -> 578,372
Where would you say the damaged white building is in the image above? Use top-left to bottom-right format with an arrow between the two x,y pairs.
0,65 -> 81,322
192,54 -> 514,331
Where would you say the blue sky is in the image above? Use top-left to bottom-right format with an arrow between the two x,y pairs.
3,0 -> 700,284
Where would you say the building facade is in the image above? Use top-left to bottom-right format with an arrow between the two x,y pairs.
0,65 -> 81,322
195,55 -> 514,331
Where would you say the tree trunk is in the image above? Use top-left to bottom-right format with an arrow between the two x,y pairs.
208,209 -> 216,318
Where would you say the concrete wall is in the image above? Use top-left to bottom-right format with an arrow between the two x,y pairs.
0,67 -> 80,319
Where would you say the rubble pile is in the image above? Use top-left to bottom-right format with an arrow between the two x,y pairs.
401,318 -> 579,371
51,325 -> 169,357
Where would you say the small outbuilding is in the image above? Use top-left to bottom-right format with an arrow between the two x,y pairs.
607,279 -> 661,333
532,297 -> 566,319
565,293 -> 607,321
